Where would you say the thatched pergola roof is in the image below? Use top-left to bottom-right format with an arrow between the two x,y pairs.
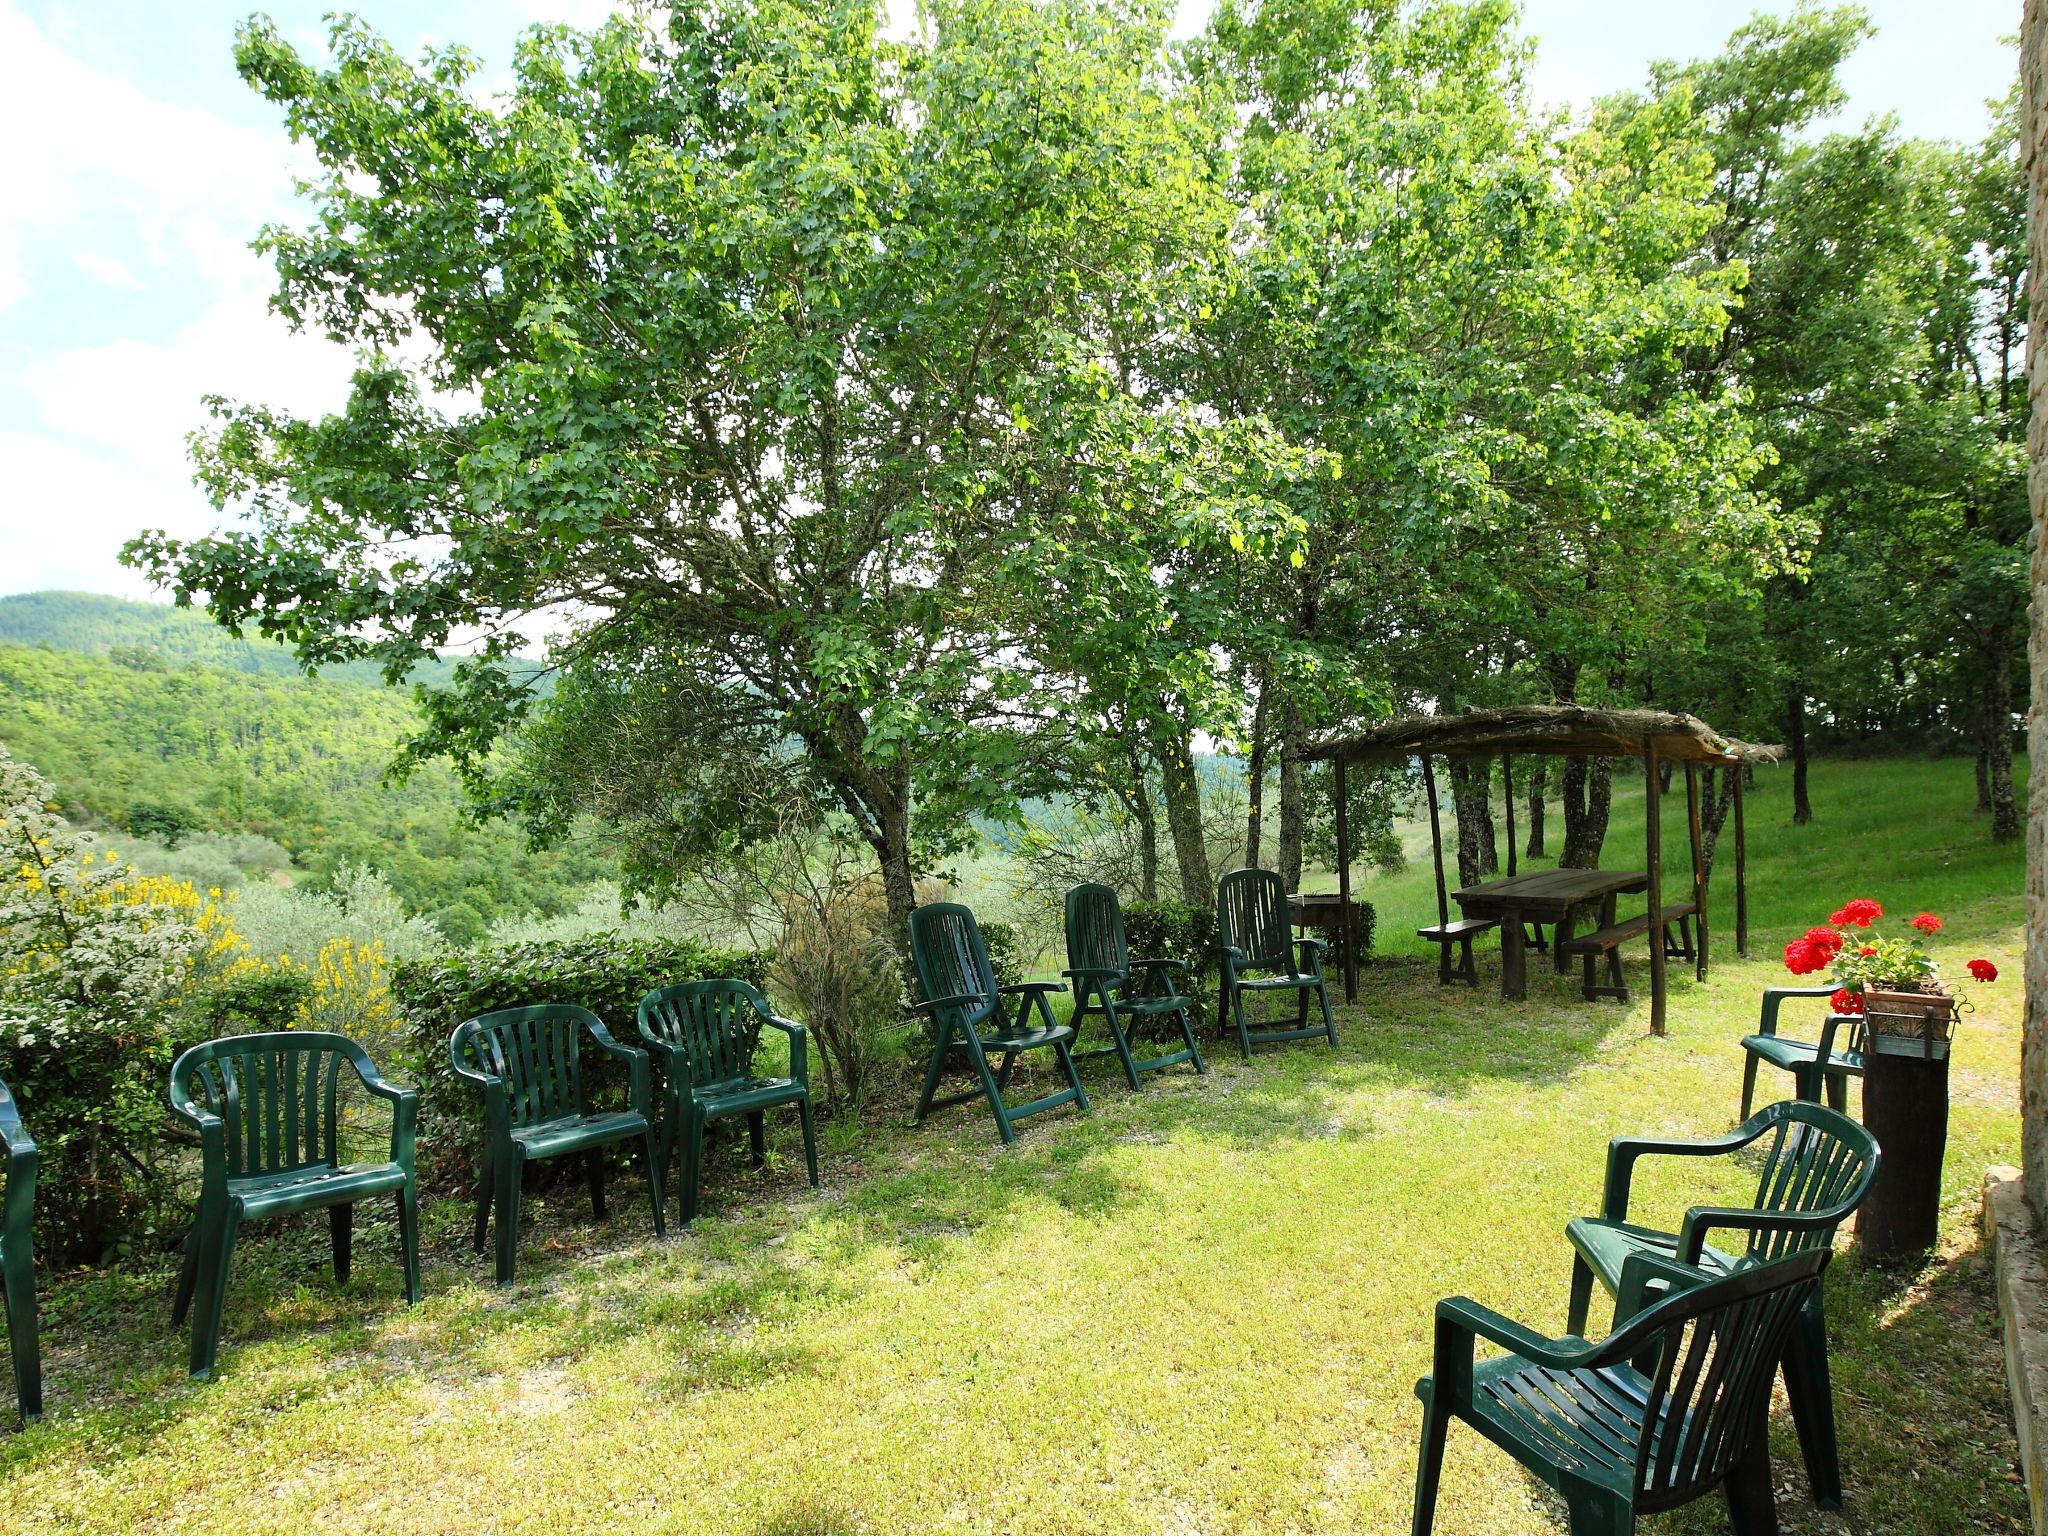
1303,705 -> 1784,767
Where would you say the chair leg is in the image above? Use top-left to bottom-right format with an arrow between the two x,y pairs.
1566,1252 -> 1596,1336
1227,981 -> 1252,1061
1739,1051 -> 1760,1120
493,1146 -> 524,1287
396,1182 -> 422,1306
747,1110 -> 767,1168
681,1106 -> 707,1227
1315,977 -> 1337,1046
970,1042 -> 1015,1146
3,1245 -> 40,1422
1562,1487 -> 1633,1536
1410,1398 -> 1450,1536
641,1127 -> 667,1240
1103,998 -> 1144,1091
910,1037 -> 949,1126
586,1145 -> 609,1220
330,1201 -> 353,1284
172,1222 -> 200,1325
1825,1070 -> 1849,1114
1784,1299 -> 1843,1509
1057,1039 -> 1091,1116
1723,1435 -> 1778,1535
798,1098 -> 821,1189
1175,999 -> 1209,1075
188,1207 -> 239,1380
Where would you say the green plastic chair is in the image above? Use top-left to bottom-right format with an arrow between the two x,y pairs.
451,1005 -> 664,1286
0,1077 -> 40,1422
1564,1099 -> 1879,1510
1740,986 -> 1866,1116
169,1032 -> 420,1380
1216,868 -> 1336,1059
1061,883 -> 1207,1090
907,902 -> 1089,1145
636,980 -> 819,1227
1414,1246 -> 1832,1536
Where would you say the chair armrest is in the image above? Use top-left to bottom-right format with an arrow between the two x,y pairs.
1435,1297 -> 1596,1371
1220,945 -> 1246,963
343,1052 -> 419,1166
760,1013 -> 809,1089
1606,1251 -> 1714,1332
1295,936 -> 1327,955
999,980 -> 1066,996
1758,986 -> 1837,1039
1674,1204 -> 1846,1266
0,1085 -> 30,1157
913,991 -> 987,1015
582,1021 -> 652,1113
1601,1124 -> 1759,1220
1810,1012 -> 1857,1061
0,1088 -> 36,1240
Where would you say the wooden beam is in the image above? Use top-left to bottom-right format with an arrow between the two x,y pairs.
1686,762 -> 1707,982
1422,754 -> 1450,930
1335,755 -> 1357,1003
1503,754 -> 1518,877
1644,737 -> 1666,1036
1733,769 -> 1749,957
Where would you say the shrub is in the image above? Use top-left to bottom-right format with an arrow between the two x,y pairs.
772,877 -> 901,1108
390,934 -> 771,1183
190,966 -> 316,1036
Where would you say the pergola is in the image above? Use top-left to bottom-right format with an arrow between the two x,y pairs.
1303,705 -> 1783,1033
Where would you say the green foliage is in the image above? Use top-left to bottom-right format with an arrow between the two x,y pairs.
0,639 -> 612,937
389,935 -> 771,1181
188,967 -> 316,1037
1123,899 -> 1222,1018
977,921 -> 1024,992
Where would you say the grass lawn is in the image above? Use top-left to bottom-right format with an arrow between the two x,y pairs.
0,756 -> 2031,1534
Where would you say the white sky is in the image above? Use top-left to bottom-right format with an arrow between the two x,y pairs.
0,0 -> 2022,602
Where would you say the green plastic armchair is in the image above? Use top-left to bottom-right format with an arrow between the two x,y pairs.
0,1076 -> 40,1421
169,1032 -> 420,1380
1414,1247 -> 1831,1535
451,1004 -> 665,1286
1564,1099 -> 1878,1509
637,980 -> 819,1227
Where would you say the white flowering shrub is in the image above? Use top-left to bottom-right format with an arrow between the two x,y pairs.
0,747 -> 228,1260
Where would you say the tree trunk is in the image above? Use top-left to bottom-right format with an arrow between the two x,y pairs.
1277,703 -> 1306,891
1788,686 -> 1813,825
1976,746 -> 1993,812
869,785 -> 918,963
1245,676 -> 1270,869
1446,757 -> 1499,887
1158,724 -> 1212,905
1122,746 -> 1160,901
1987,642 -> 2021,842
1525,759 -> 1547,859
1559,755 -> 1613,868
1699,768 -> 1739,879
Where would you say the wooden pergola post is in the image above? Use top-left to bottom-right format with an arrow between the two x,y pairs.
1644,736 -> 1666,1036
1733,768 -> 1750,957
1503,754 -> 1517,877
1335,755 -> 1357,1002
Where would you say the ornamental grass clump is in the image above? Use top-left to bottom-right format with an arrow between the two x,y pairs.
1781,897 -> 1995,1017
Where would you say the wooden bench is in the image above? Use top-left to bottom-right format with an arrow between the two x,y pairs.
1557,914 -> 1654,1002
1417,917 -> 1499,988
1658,899 -> 1701,963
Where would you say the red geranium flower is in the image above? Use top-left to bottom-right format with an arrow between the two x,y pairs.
1909,912 -> 1944,933
1804,926 -> 1845,953
1784,939 -> 1830,976
1968,959 -> 1998,983
1835,898 -> 1883,928
1830,987 -> 1865,1016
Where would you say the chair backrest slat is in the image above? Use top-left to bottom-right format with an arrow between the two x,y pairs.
453,1006 -> 599,1127
1064,884 -> 1129,979
908,903 -> 998,1030
1627,1250 -> 1827,1505
637,980 -> 769,1090
1218,868 -> 1292,974
1740,1102 -> 1878,1264
172,1032 -> 363,1178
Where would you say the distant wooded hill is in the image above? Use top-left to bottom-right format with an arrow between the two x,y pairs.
0,592 -> 605,943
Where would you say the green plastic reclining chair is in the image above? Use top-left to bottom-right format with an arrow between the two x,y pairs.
1216,868 -> 1337,1059
637,979 -> 819,1227
1414,1247 -> 1831,1535
1563,1099 -> 1878,1510
0,1076 -> 40,1421
169,1032 -> 420,1379
908,902 -> 1089,1145
1062,883 -> 1206,1090
451,1005 -> 664,1285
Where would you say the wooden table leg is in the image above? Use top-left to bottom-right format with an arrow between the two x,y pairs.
1500,907 -> 1528,1001
1553,905 -> 1575,974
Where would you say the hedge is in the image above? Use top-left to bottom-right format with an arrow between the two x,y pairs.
390,934 -> 772,1184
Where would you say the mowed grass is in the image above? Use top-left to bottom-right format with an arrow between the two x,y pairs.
0,755 -> 2030,1534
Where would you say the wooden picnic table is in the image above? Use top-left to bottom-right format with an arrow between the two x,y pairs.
1451,868 -> 1648,1001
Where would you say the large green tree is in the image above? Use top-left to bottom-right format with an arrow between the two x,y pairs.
128,0 -> 1306,931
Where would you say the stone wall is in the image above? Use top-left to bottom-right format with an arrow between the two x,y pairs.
2026,0 -> 2048,1219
